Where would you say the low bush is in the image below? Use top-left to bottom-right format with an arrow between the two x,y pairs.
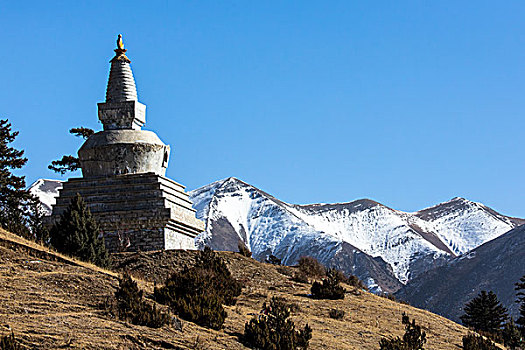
328,308 -> 345,320
298,256 -> 326,278
154,247 -> 242,330
276,266 -> 293,277
115,274 -> 170,328
0,332 -> 21,350
243,297 -> 312,350
292,270 -> 310,284
311,268 -> 345,300
380,293 -> 409,305
462,333 -> 498,350
345,274 -> 368,290
379,313 -> 426,350
266,254 -> 281,265
237,241 -> 252,258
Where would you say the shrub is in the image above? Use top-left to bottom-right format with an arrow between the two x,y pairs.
0,332 -> 21,350
194,246 -> 242,305
311,268 -> 345,300
328,308 -> 345,320
276,266 -> 293,277
380,293 -> 409,305
266,254 -> 281,265
156,267 -> 227,329
292,270 -> 310,284
237,241 -> 252,258
243,297 -> 312,350
115,274 -> 169,328
49,194 -> 109,268
379,313 -> 427,350
154,247 -> 242,330
462,333 -> 497,350
298,256 -> 326,278
346,274 -> 368,290
331,269 -> 347,283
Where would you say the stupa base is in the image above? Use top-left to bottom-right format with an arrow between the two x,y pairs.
51,172 -> 204,252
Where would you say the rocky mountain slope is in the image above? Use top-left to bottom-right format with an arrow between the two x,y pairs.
0,228 -> 472,349
32,177 -> 523,293
189,177 -> 523,291
396,224 -> 525,322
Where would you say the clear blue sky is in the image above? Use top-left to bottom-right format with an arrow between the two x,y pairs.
2,1 -> 525,216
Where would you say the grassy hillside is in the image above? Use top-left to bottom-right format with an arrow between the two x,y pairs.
0,229 -> 473,349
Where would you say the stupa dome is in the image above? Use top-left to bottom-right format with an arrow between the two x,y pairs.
78,35 -> 170,178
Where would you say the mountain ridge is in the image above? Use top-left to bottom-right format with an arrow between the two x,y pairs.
31,177 -> 524,293
187,177 -> 523,291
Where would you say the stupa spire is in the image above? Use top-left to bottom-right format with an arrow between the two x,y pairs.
98,35 -> 145,130
105,34 -> 137,103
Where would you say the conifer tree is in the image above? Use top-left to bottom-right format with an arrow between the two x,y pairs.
379,313 -> 427,350
501,319 -> 522,349
48,127 -> 94,174
516,275 -> 525,335
462,333 -> 498,350
310,268 -> 345,300
0,119 -> 32,236
26,196 -> 49,243
244,297 -> 312,350
49,193 -> 109,267
460,291 -> 508,334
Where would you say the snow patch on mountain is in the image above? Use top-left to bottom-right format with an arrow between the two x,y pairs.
285,203 -> 447,283
28,179 -> 63,215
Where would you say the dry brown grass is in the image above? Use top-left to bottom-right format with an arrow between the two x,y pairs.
0,229 -> 480,349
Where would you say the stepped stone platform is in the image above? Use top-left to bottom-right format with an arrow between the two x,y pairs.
53,173 -> 203,252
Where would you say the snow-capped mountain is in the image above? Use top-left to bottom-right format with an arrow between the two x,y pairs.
28,179 -> 63,215
31,177 -> 524,292
190,177 -> 524,291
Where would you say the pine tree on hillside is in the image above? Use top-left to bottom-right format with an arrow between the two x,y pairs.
516,275 -> 525,335
0,119 -> 32,236
517,302 -> 525,337
26,196 -> 49,243
462,333 -> 498,350
49,194 -> 109,267
460,291 -> 508,334
379,313 -> 427,350
310,268 -> 345,300
501,319 -> 523,349
244,297 -> 312,350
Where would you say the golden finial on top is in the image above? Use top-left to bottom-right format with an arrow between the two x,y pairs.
111,34 -> 130,63
117,34 -> 124,50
